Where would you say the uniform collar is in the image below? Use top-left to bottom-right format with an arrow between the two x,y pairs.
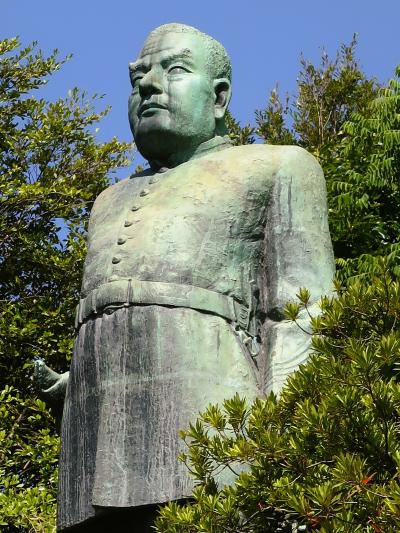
149,135 -> 233,173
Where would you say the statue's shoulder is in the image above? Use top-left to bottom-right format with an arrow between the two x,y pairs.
221,144 -> 322,176
214,144 -> 324,192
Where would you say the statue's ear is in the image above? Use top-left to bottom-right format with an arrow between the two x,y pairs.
213,78 -> 231,120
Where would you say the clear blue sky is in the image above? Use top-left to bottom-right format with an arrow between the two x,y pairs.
3,0 -> 399,172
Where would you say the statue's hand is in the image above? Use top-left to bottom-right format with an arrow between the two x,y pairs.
34,359 -> 69,404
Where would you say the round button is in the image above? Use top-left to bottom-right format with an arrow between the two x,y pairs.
131,205 -> 140,211
124,220 -> 133,227
140,188 -> 150,196
117,236 -> 127,245
112,256 -> 121,264
149,176 -> 159,184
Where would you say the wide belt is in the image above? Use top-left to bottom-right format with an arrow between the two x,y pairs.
75,278 -> 250,330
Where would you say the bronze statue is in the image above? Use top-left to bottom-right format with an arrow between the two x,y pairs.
36,23 -> 334,532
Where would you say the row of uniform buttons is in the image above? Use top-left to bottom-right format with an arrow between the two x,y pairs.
111,172 -> 163,265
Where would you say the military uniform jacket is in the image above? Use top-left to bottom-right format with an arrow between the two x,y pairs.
58,138 -> 334,530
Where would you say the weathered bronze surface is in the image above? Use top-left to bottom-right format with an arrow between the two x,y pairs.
38,23 -> 335,531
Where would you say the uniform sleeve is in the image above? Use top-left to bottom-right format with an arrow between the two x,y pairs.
259,146 -> 335,394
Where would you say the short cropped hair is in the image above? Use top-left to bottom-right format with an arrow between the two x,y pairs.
144,23 -> 232,82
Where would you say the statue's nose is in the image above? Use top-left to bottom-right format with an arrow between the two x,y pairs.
139,68 -> 163,97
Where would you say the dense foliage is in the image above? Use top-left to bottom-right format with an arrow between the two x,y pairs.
328,69 -> 400,276
0,38 -> 131,530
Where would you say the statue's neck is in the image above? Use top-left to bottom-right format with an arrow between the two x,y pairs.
149,135 -> 232,172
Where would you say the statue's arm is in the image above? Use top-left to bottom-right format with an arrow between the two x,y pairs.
261,146 -> 335,394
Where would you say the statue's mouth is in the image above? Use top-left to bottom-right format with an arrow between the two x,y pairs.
139,102 -> 168,116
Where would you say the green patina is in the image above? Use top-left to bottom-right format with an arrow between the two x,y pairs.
128,24 -> 232,168
35,23 -> 335,532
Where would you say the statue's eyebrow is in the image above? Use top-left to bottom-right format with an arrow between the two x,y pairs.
129,48 -> 194,75
160,49 -> 194,67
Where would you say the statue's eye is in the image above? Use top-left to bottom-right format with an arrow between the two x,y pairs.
168,66 -> 188,75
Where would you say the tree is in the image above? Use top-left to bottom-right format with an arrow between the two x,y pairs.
0,38 -> 131,530
255,36 -> 378,161
327,68 -> 400,277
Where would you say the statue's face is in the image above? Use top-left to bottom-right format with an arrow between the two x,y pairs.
128,31 -> 217,162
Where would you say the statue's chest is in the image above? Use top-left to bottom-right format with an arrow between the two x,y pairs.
82,162 -> 272,294
97,169 -> 269,252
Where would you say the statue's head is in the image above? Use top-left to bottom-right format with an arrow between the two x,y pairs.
128,23 -> 232,166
